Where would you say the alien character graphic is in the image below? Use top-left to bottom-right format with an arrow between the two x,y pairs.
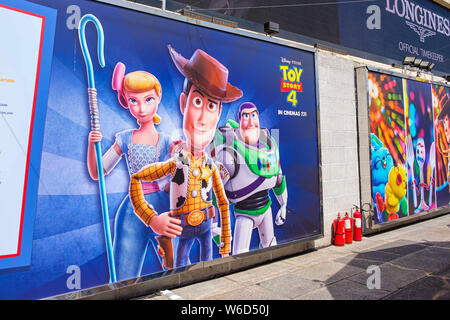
211,102 -> 288,255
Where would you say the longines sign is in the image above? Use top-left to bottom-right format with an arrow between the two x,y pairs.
361,0 -> 449,70
385,0 -> 450,42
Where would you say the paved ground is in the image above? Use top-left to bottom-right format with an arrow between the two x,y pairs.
135,213 -> 450,300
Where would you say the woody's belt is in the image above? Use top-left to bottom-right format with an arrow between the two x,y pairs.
170,206 -> 215,227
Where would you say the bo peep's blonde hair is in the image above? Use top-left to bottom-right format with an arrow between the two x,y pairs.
113,63 -> 162,125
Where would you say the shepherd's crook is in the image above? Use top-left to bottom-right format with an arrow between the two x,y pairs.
78,14 -> 116,283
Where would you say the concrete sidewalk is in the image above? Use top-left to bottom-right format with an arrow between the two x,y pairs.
135,213 -> 450,300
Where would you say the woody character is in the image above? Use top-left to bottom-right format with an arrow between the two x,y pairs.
129,45 -> 243,268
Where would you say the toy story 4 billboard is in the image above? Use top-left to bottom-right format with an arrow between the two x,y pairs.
368,70 -> 449,224
0,0 -> 321,299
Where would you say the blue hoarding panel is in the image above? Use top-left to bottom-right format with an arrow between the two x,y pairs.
0,0 -> 321,299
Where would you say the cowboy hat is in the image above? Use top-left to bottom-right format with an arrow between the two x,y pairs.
168,45 -> 242,103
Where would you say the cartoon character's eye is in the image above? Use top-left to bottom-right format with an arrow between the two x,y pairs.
129,98 -> 137,105
207,102 -> 217,112
252,113 -> 257,119
193,97 -> 203,108
146,97 -> 154,104
243,113 -> 250,120
374,157 -> 381,168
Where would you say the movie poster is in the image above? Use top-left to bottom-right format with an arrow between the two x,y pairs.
404,78 -> 436,215
368,69 -> 449,225
0,0 -> 321,299
368,71 -> 408,224
432,84 -> 450,208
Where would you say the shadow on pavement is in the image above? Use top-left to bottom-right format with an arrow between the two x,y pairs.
315,240 -> 450,300
133,220 -> 450,300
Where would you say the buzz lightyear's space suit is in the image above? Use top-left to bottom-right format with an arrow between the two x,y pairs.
211,120 -> 288,255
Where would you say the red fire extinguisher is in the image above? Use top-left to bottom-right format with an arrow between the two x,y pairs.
352,206 -> 362,241
344,212 -> 353,244
332,213 -> 345,246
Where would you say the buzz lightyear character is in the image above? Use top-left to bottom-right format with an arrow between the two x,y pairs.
211,102 -> 288,255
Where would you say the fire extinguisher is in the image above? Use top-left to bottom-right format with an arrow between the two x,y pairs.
344,212 -> 353,244
332,213 -> 345,246
352,206 -> 362,241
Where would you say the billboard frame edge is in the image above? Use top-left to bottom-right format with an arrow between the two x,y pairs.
94,0 -> 317,54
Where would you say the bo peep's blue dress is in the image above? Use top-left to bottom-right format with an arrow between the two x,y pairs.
112,129 -> 172,281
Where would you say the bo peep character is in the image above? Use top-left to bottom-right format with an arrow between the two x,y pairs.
87,62 -> 182,281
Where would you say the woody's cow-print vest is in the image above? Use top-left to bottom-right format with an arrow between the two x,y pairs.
169,150 -> 214,211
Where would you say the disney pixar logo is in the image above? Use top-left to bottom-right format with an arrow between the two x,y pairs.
279,63 -> 303,108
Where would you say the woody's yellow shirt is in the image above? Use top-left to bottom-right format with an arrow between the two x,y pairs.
129,152 -> 231,254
